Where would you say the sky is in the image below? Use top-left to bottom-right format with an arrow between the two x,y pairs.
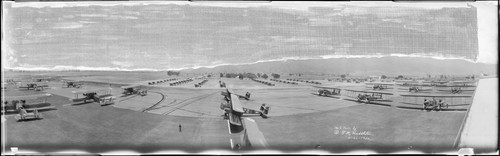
2,1 -> 497,71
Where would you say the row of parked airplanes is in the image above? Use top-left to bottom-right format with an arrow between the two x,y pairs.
3,78 -> 270,150
311,80 -> 477,112
1,79 -> 152,121
2,78 -> 476,150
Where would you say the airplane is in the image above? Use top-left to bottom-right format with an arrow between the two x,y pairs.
219,80 -> 226,88
62,80 -> 83,88
194,79 -> 208,87
436,87 -> 475,94
18,82 -> 49,91
399,94 -> 472,111
365,82 -> 394,90
15,107 -> 43,121
343,89 -> 393,106
220,89 -> 269,150
221,89 -> 251,100
2,93 -> 56,113
312,86 -> 341,98
221,93 -> 267,119
121,84 -> 147,96
220,90 -> 270,126
421,80 -> 449,86
395,81 -> 420,86
398,86 -> 432,93
441,81 -> 477,87
70,88 -> 116,106
31,77 -> 51,82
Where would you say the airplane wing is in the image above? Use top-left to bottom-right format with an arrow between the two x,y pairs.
228,112 -> 242,126
313,86 -> 342,90
72,88 -> 113,94
121,84 -> 141,89
437,89 -> 475,92
344,89 -> 394,95
242,118 -> 269,149
230,94 -> 244,113
4,93 -> 52,101
365,82 -> 395,86
400,94 -> 472,98
438,85 -> 477,87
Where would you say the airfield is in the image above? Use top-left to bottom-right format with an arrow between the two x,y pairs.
2,71 -> 481,153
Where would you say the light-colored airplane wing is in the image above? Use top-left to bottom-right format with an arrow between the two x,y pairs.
344,89 -> 394,95
314,86 -> 342,90
365,82 -> 395,86
4,93 -> 52,101
242,118 -> 269,149
400,94 -> 472,98
72,88 -> 112,94
230,94 -> 244,113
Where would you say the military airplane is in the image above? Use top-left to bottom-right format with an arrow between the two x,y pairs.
399,94 -> 472,111
15,107 -> 43,121
62,80 -> 82,88
70,88 -> 116,106
221,89 -> 251,100
121,84 -> 147,96
436,87 -> 475,94
343,89 -> 394,106
220,89 -> 269,150
365,82 -> 394,90
311,86 -> 342,98
18,82 -> 49,91
398,86 -> 433,93
2,93 -> 56,113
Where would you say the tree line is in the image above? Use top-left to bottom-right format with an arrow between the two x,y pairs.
219,73 -> 281,79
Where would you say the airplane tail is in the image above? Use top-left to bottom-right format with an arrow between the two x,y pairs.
260,106 -> 270,118
245,92 -> 251,99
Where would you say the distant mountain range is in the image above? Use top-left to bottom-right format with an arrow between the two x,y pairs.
183,57 -> 496,76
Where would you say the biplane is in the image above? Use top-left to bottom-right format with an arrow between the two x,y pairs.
343,89 -> 393,106
395,81 -> 419,86
31,77 -> 51,82
221,89 -> 251,100
365,82 -> 394,90
436,87 -> 475,94
398,86 -> 432,93
15,108 -> 43,121
312,86 -> 341,98
422,80 -> 449,86
70,88 -> 116,106
220,89 -> 269,150
121,84 -> 147,96
62,80 -> 82,88
399,94 -> 472,111
18,82 -> 49,91
2,93 -> 56,114
220,90 -> 270,126
449,81 -> 477,87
